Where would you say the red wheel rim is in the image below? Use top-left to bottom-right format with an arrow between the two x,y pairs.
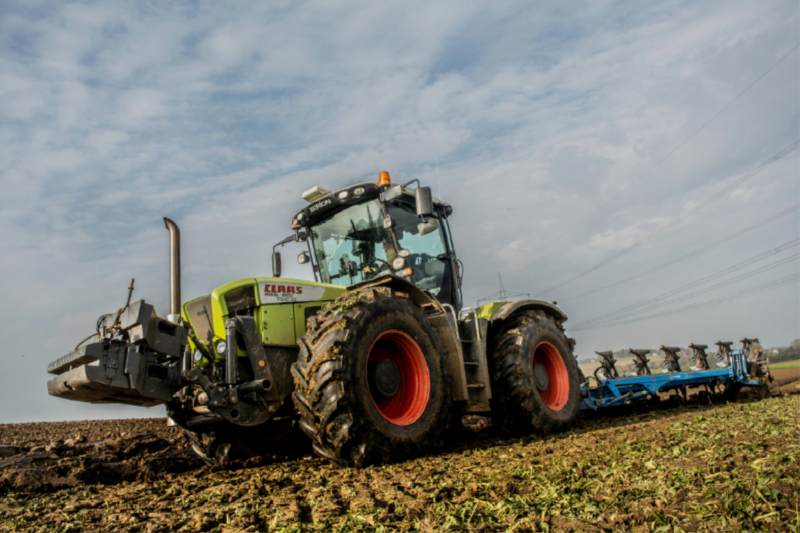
533,341 -> 569,411
366,330 -> 430,426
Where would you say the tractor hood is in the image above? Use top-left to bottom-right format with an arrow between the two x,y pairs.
181,277 -> 345,358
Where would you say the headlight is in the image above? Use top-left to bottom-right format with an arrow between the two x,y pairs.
393,257 -> 406,270
353,187 -> 365,195
338,191 -> 349,199
215,340 -> 227,355
193,351 -> 204,363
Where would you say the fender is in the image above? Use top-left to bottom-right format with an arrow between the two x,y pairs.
490,299 -> 568,324
347,274 -> 440,310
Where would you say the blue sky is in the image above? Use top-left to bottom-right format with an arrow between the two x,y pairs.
0,0 -> 797,422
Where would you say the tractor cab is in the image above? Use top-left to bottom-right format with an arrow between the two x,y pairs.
281,172 -> 462,310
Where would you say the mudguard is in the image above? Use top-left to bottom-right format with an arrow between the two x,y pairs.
347,274 -> 440,310
488,299 -> 568,323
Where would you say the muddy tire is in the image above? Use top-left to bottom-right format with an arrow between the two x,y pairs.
489,310 -> 581,435
291,287 -> 451,467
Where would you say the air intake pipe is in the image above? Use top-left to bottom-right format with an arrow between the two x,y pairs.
164,217 -> 181,322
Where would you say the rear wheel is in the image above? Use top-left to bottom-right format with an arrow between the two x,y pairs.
489,310 -> 581,434
291,287 -> 451,466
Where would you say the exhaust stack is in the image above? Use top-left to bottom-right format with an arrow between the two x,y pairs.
164,217 -> 181,318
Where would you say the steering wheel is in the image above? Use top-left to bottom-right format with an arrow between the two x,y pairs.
364,257 -> 391,278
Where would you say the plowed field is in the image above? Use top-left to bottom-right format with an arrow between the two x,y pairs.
1,369 -> 798,533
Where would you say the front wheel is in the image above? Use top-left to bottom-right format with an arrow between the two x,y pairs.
291,287 -> 451,466
489,310 -> 581,435
183,417 -> 308,465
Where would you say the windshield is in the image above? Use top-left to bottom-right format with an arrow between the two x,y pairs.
387,202 -> 447,295
311,200 -> 395,286
311,199 -> 449,295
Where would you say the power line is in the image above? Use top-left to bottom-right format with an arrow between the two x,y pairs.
570,237 -> 800,326
570,273 -> 799,331
573,253 -> 799,328
559,203 -> 800,302
572,273 -> 799,330
524,43 -> 800,263
477,272 -> 530,306
571,247 -> 799,329
538,140 -> 800,295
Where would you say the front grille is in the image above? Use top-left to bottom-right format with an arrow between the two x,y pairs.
225,286 -> 257,317
185,295 -> 214,344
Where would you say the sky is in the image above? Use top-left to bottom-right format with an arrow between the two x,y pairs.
0,0 -> 798,423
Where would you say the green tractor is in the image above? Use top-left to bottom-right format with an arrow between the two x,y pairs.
47,172 -> 582,466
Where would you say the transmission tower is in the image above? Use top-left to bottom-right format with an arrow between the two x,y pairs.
477,273 -> 530,306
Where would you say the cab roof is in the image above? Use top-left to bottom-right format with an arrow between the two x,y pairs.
293,179 -> 452,229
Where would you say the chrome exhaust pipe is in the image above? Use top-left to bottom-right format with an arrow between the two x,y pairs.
164,217 -> 181,319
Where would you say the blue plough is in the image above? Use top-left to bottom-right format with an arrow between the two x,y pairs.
579,340 -> 770,411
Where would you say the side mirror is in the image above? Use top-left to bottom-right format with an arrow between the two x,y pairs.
272,252 -> 282,277
347,261 -> 357,278
418,218 -> 438,236
297,251 -> 311,264
415,187 -> 434,218
296,231 -> 308,242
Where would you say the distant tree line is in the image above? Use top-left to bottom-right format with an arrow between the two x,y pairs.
767,339 -> 800,363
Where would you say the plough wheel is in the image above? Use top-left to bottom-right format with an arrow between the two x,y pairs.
757,381 -> 771,399
291,287 -> 451,467
722,382 -> 742,402
489,310 -> 581,434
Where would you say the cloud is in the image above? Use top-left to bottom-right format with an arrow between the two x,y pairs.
0,0 -> 797,422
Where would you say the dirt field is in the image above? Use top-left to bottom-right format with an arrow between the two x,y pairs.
1,370 -> 798,532
770,365 -> 800,387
